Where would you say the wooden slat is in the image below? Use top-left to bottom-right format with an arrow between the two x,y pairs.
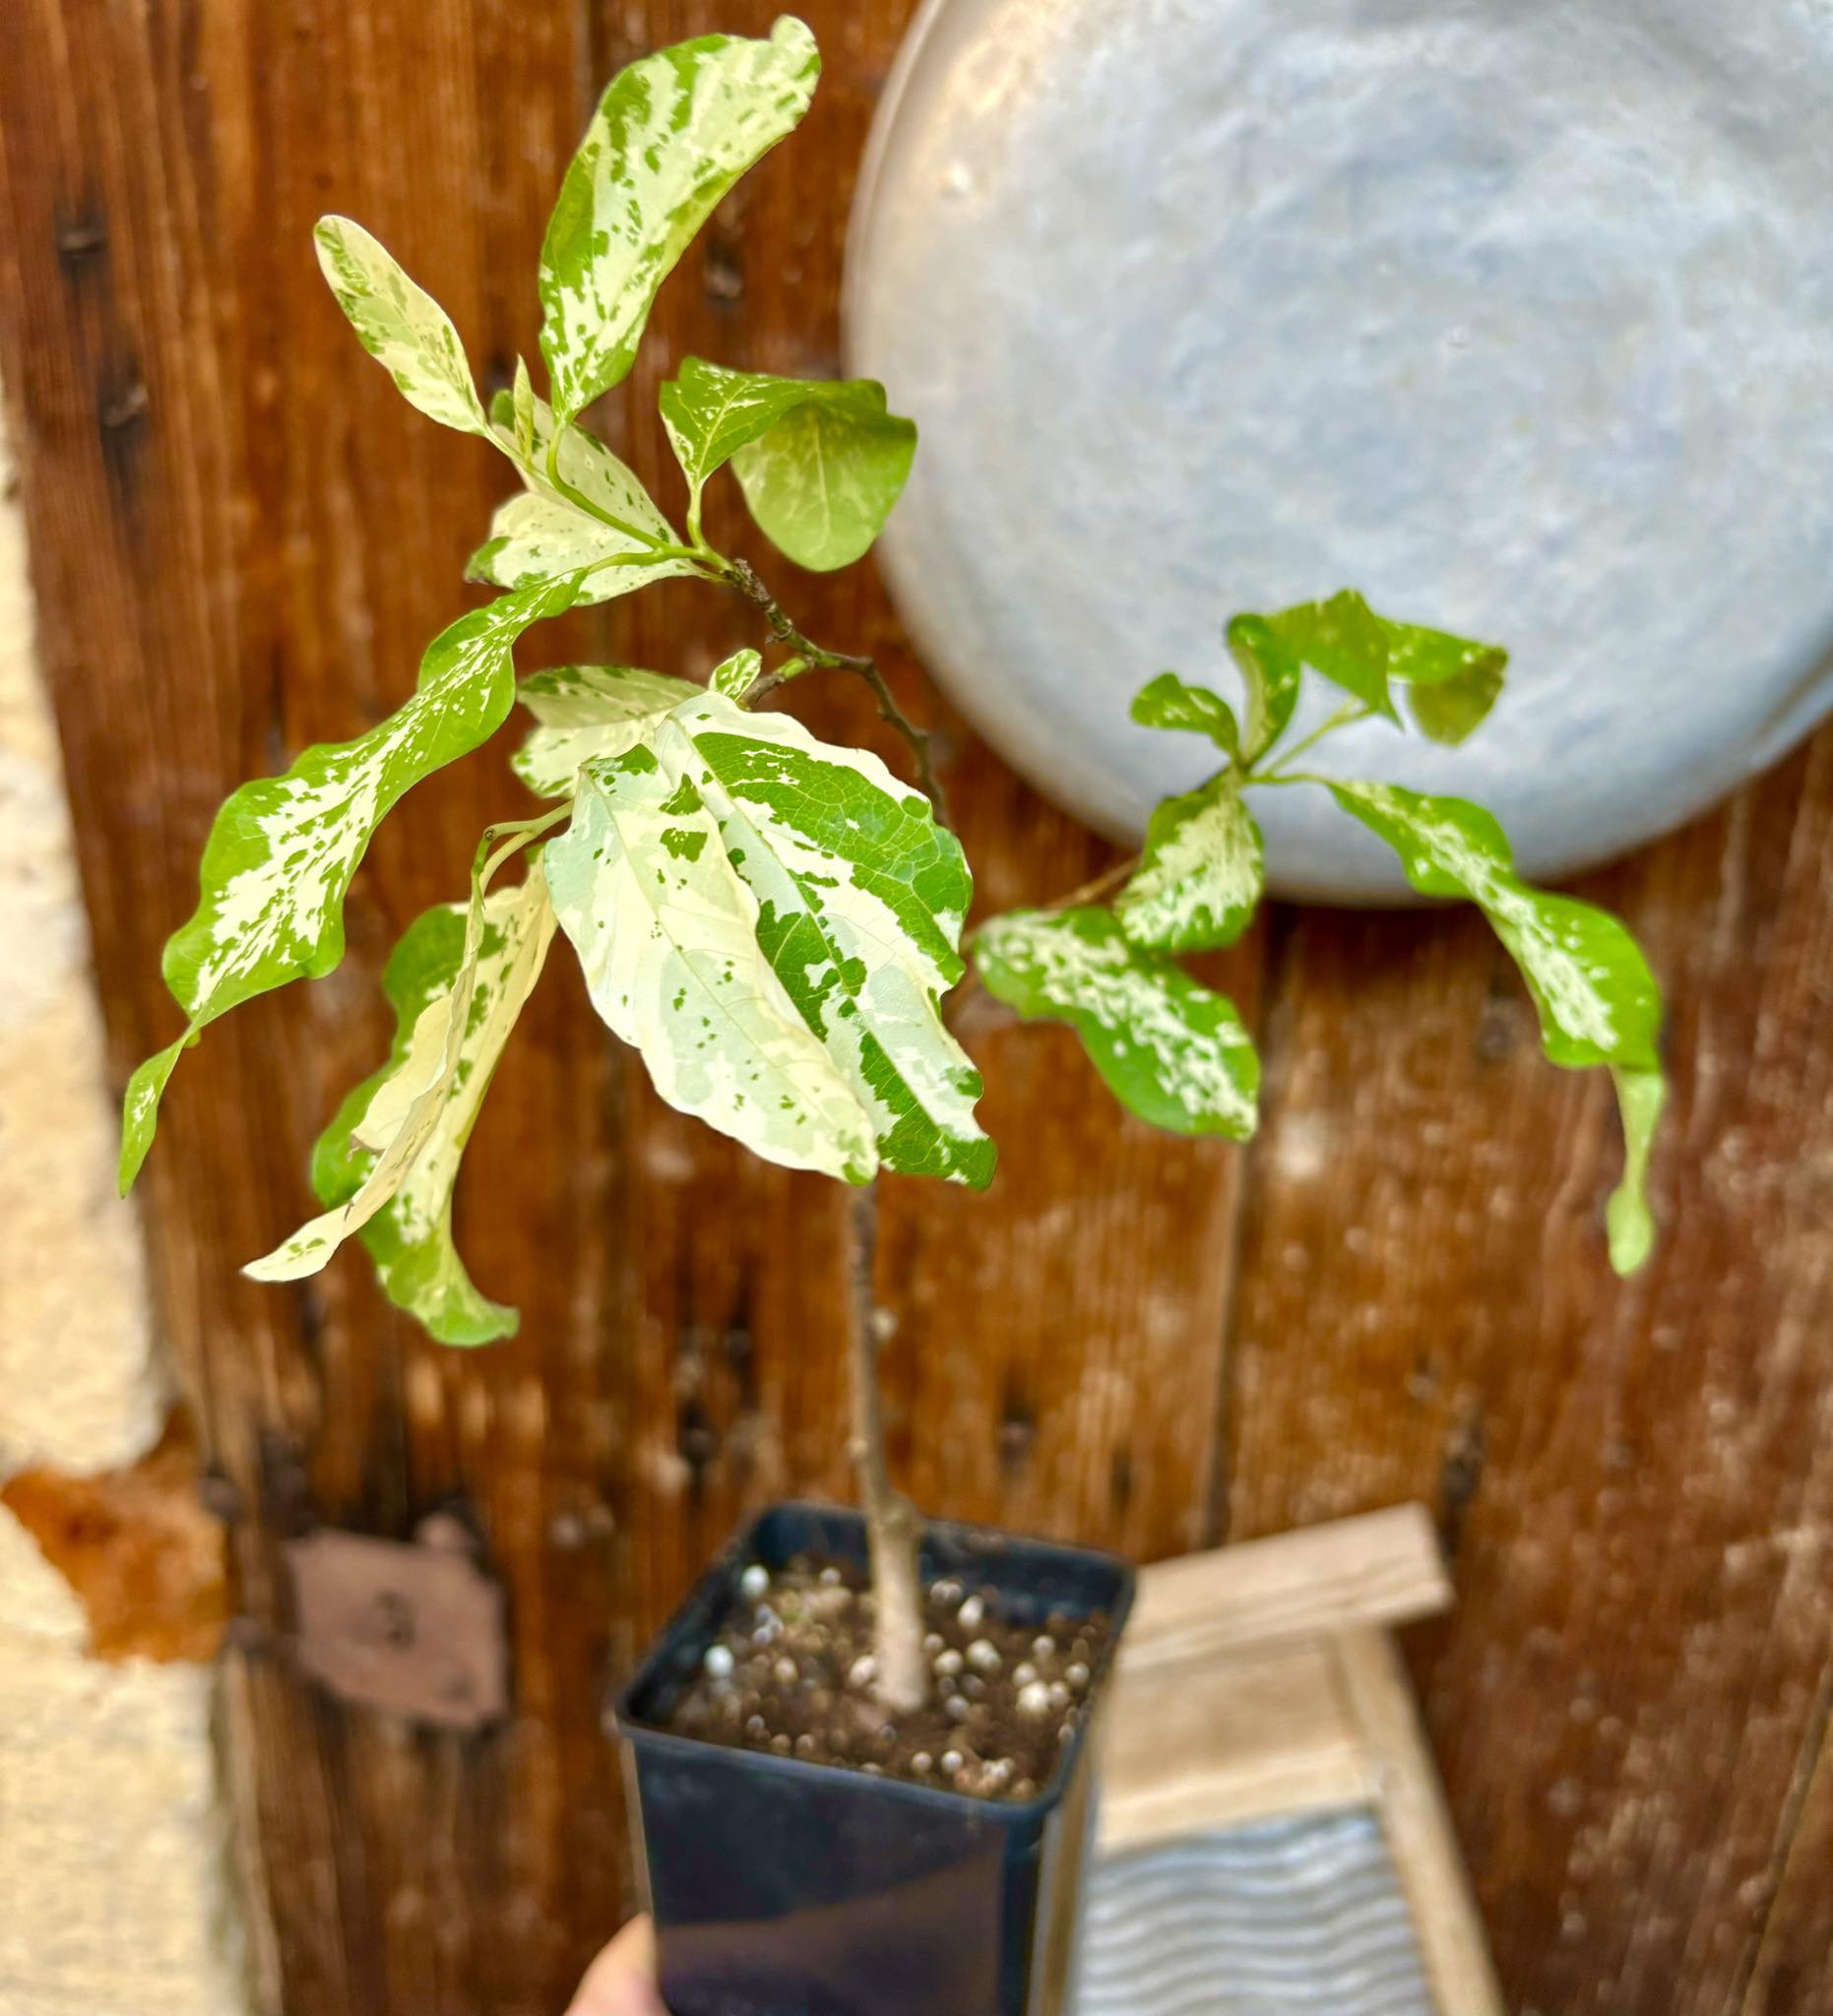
1122,1501 -> 1449,1673
1740,1700 -> 1833,2015
1225,735 -> 1833,2016
1332,1626 -> 1506,2016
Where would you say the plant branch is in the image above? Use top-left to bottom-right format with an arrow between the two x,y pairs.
1251,701 -> 1370,781
846,1182 -> 927,1714
719,556 -> 951,827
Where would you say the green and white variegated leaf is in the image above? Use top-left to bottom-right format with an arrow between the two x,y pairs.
730,382 -> 916,572
1326,780 -> 1665,1273
671,690 -> 991,1183
303,857 -> 558,1343
512,663 -> 703,797
1129,672 -> 1239,757
547,743 -> 877,1182
118,573 -> 581,1194
510,357 -> 537,463
538,20 -> 820,422
1606,1065 -> 1666,1276
313,217 -> 488,436
118,1033 -> 196,1194
1116,774 -> 1264,955
472,388 -> 696,602
661,357 -> 916,561
246,834 -> 552,1290
708,648 -> 761,700
547,691 -> 993,1184
974,907 -> 1259,1140
1226,614 -> 1303,761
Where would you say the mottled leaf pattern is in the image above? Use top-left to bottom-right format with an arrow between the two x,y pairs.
512,663 -> 702,798
974,907 -> 1259,1139
538,21 -> 820,421
547,692 -> 991,1184
1326,780 -> 1664,1273
1117,775 -> 1264,955
248,832 -> 552,1289
662,357 -> 915,561
304,856 -> 558,1341
675,691 -> 991,1182
547,742 -> 876,1181
118,1034 -> 195,1194
473,387 -> 696,600
731,384 -> 916,571
120,573 -> 580,1190
1130,672 -> 1239,756
313,217 -> 488,435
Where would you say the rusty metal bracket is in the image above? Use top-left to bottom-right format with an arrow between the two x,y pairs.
285,1513 -> 508,1732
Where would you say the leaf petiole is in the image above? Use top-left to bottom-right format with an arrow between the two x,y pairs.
1249,702 -> 1370,782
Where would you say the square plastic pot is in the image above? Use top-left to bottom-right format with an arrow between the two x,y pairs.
614,1500 -> 1135,2016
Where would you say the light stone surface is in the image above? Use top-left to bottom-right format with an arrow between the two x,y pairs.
0,407 -> 250,2016
0,415 -> 163,1472
848,0 -> 1833,899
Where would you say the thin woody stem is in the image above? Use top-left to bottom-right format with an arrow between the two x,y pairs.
721,557 -> 951,827
846,1183 -> 927,1713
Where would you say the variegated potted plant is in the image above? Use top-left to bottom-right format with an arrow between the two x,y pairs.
121,19 -> 1665,2016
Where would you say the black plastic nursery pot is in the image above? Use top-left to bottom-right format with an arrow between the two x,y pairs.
615,1501 -> 1135,2016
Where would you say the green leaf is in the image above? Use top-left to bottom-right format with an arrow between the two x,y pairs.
1325,784 -> 1661,1068
546,690 -> 991,1185
1606,1065 -> 1665,1275
548,744 -> 875,1182
510,357 -> 537,463
974,907 -> 1259,1139
1116,775 -> 1264,955
473,387 -> 695,600
121,573 -> 581,1190
304,853 -> 558,1342
1262,591 -> 1400,722
1129,672 -> 1239,757
660,358 -> 916,554
512,663 -> 703,798
1226,616 -> 1302,760
730,384 -> 916,571
117,1033 -> 196,1195
1378,617 -> 1507,745
313,217 -> 488,436
538,20 -> 820,422
707,648 -> 761,700
1325,780 -> 1665,1274
678,691 -> 991,1183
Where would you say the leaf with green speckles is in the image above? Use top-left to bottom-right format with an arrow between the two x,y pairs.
248,830 -> 554,1303
1325,780 -> 1664,1272
661,358 -> 915,563
120,572 -> 583,1193
707,649 -> 761,700
730,383 -> 916,571
471,387 -> 695,601
538,21 -> 820,423
676,691 -> 991,1183
512,664 -> 704,798
1117,774 -> 1263,955
547,732 -> 880,1182
974,907 -> 1258,1140
1129,672 -> 1239,757
313,217 -> 489,436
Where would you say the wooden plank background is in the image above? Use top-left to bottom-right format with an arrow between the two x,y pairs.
2,3 -> 1829,2011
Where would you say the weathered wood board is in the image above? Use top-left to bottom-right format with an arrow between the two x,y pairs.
1,3 -> 1829,2012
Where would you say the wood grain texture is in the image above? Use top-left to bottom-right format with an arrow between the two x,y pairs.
3,3 -> 1831,2014
1225,736 -> 1833,2015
